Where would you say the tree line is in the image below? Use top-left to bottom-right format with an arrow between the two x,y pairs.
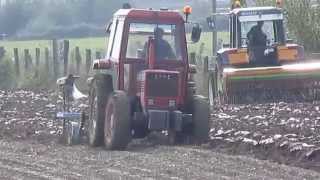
0,0 -> 127,39
256,0 -> 320,51
0,0 -> 231,40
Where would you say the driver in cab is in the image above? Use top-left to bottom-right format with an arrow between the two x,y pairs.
246,21 -> 268,64
143,27 -> 176,60
247,21 -> 267,48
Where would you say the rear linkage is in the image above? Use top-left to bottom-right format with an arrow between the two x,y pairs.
56,74 -> 87,145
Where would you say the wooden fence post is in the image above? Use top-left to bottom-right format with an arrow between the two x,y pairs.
189,52 -> 196,65
35,48 -> 40,78
86,49 -> 92,74
197,43 -> 205,65
194,56 -> 209,97
75,47 -> 81,74
13,48 -> 20,77
45,48 -> 50,77
203,56 -> 209,73
95,51 -> 101,59
0,47 -> 4,60
52,39 -> 59,80
202,56 -> 209,97
24,49 -> 30,72
63,40 -> 69,76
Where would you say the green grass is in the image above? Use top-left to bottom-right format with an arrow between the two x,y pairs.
0,37 -> 107,59
188,32 -> 229,57
0,32 -> 228,89
0,32 -> 229,60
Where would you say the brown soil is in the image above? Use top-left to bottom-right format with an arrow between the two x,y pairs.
0,89 -> 319,179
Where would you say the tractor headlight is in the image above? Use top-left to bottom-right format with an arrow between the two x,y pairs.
148,99 -> 154,106
169,100 -> 176,107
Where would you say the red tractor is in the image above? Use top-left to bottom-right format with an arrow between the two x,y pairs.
86,7 -> 209,150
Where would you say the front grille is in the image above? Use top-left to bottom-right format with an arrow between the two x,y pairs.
146,73 -> 179,97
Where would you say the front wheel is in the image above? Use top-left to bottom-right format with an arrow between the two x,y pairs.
104,91 -> 132,150
192,95 -> 210,143
88,75 -> 113,147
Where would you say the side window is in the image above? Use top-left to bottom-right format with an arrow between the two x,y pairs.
274,20 -> 285,44
231,16 -> 237,48
111,20 -> 124,60
106,18 -> 117,59
126,23 -> 182,60
240,21 -> 256,48
240,20 -> 276,47
126,24 -> 150,59
262,21 -> 275,45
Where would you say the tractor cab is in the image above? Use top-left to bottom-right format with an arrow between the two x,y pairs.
100,8 -> 197,97
210,3 -> 316,105
218,6 -> 304,68
127,22 -> 183,62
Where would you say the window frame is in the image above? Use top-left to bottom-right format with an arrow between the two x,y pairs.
239,20 -> 278,48
125,22 -> 183,61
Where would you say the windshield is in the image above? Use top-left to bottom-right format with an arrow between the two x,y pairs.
240,21 -> 275,48
126,23 -> 182,61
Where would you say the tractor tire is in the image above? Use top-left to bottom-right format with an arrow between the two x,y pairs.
88,74 -> 113,147
191,95 -> 210,143
104,91 -> 132,150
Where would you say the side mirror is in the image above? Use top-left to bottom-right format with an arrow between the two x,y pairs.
191,23 -> 201,43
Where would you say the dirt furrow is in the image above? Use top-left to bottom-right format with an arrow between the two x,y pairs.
1,139 -> 319,180
1,90 -> 320,179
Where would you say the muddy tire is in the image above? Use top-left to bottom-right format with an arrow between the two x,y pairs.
88,75 -> 113,147
104,91 -> 131,150
191,95 -> 210,143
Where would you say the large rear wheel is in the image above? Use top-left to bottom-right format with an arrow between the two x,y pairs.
104,91 -> 132,150
88,75 -> 113,147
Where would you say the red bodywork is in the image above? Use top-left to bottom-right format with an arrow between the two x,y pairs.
138,69 -> 182,110
96,9 -> 190,111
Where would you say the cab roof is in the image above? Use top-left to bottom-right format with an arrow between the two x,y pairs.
113,8 -> 184,23
231,6 -> 282,16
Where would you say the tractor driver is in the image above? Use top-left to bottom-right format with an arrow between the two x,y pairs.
143,27 -> 176,60
247,21 -> 267,64
247,21 -> 267,47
